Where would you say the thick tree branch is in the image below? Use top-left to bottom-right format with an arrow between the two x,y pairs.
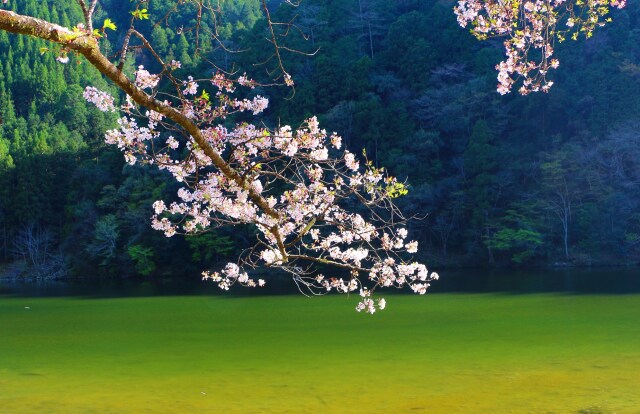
0,9 -> 282,226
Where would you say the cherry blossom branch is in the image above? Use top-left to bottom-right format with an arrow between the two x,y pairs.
454,0 -> 627,94
260,0 -> 294,86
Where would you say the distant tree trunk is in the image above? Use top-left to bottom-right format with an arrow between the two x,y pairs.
541,148 -> 584,262
562,201 -> 570,259
358,0 -> 365,37
485,226 -> 495,264
368,20 -> 374,59
432,211 -> 458,258
350,0 -> 383,59
1,215 -> 6,261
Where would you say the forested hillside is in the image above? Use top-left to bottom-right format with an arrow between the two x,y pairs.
1,0 -> 638,279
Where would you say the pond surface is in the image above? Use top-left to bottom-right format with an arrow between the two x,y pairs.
1,268 -> 639,413
2,266 -> 640,297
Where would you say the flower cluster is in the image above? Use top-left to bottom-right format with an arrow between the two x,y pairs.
356,289 -> 386,314
237,73 -> 256,88
454,0 -> 626,94
135,65 -> 159,90
183,76 -> 198,95
202,263 -> 265,290
83,86 -> 116,112
232,96 -> 269,115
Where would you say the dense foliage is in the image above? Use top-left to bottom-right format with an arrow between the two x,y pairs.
0,0 -> 639,280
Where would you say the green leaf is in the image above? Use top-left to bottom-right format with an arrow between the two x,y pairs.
386,182 -> 409,198
39,47 -> 49,55
102,18 -> 117,31
132,9 -> 150,20
199,90 -> 210,102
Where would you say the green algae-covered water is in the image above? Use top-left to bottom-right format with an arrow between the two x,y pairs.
1,270 -> 640,413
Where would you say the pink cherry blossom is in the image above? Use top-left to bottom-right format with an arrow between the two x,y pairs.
83,87 -> 116,112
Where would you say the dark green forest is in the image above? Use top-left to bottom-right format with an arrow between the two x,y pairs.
1,0 -> 639,280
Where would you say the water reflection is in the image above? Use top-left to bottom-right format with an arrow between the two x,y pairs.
1,267 -> 639,298
431,267 -> 640,294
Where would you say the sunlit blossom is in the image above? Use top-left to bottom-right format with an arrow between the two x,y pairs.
454,0 -> 626,94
